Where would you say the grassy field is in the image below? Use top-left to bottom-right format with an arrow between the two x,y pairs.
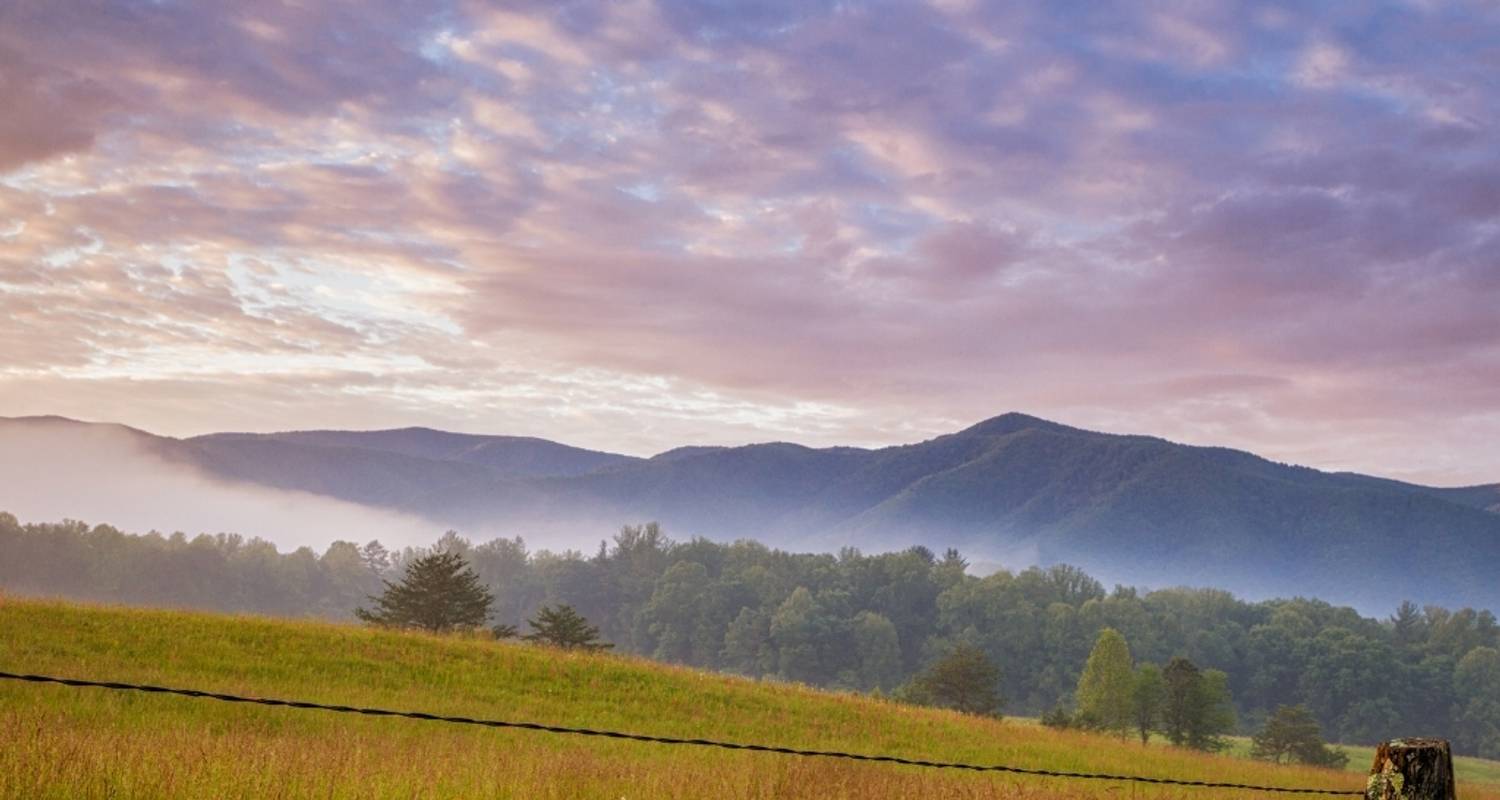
1,596 -> 1494,800
1012,715 -> 1500,789
1220,738 -> 1500,787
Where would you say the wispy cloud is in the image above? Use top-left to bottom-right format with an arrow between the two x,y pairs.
1,0 -> 1497,484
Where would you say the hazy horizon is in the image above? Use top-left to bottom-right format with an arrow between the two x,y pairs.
11,408 -> 1500,489
6,409 -> 1497,491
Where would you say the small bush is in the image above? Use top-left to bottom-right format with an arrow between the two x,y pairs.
1041,704 -> 1074,729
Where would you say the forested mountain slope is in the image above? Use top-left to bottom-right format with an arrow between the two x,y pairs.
3,412 -> 1496,610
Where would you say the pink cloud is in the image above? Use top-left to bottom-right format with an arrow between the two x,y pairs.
0,0 -> 1496,488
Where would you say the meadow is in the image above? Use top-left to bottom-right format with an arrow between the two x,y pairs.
1010,717 -> 1500,787
2,596 -> 1495,800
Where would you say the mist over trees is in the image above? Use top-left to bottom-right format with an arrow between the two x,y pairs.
3,511 -> 1499,758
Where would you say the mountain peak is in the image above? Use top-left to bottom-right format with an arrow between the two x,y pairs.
956,412 -> 1070,438
6,411 -> 1500,610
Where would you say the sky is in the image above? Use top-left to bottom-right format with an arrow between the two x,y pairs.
1,0 -> 1497,487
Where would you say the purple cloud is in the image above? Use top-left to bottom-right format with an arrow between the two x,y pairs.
0,0 -> 1496,486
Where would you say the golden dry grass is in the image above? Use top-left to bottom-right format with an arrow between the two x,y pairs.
1,596 -> 1493,800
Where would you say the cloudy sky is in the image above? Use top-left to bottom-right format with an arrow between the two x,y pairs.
1,0 -> 1497,485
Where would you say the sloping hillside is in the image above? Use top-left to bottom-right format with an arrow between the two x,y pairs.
0,598 -> 1412,800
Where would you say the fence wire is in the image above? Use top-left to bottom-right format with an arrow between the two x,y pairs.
0,669 -> 1365,795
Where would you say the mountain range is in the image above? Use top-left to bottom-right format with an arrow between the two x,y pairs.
3,412 -> 1497,612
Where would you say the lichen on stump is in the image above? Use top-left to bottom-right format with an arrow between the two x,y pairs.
1366,738 -> 1457,800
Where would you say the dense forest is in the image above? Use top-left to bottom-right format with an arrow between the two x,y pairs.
3,511 -> 1498,758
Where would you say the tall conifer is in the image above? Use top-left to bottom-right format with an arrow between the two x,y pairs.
525,604 -> 613,650
355,551 -> 492,632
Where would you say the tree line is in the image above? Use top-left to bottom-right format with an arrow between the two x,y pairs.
354,550 -> 611,651
1060,626 -> 1344,765
291,545 -> 1366,765
3,512 -> 1498,758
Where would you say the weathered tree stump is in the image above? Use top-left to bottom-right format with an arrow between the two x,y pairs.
1367,738 -> 1457,800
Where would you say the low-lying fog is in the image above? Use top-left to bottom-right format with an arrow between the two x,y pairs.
0,424 -> 440,551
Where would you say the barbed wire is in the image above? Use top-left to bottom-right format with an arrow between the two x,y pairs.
0,669 -> 1363,795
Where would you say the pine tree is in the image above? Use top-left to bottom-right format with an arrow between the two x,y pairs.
1390,600 -> 1426,647
359,540 -> 390,576
1251,705 -> 1348,767
1076,628 -> 1134,735
525,604 -> 613,650
354,551 -> 492,632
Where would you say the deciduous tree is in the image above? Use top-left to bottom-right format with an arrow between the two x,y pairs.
1076,628 -> 1134,735
907,644 -> 1003,716
1161,657 -> 1234,750
1131,663 -> 1166,744
1455,647 -> 1500,759
851,611 -> 903,691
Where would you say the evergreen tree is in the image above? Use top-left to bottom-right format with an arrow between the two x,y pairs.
1390,600 -> 1426,648
359,540 -> 390,576
1251,705 -> 1349,767
1076,628 -> 1134,735
907,643 -> 1003,716
525,604 -> 613,650
354,551 -> 492,632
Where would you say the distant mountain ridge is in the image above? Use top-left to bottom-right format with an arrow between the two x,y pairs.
3,412 -> 1497,612
196,428 -> 639,478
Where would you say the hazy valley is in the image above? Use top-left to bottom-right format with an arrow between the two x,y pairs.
4,412 -> 1497,612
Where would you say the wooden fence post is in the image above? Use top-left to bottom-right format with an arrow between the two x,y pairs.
1367,738 -> 1457,800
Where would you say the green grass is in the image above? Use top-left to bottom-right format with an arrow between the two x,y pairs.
1,596 -> 1492,799
1308,741 -> 1500,787
1012,718 -> 1500,790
